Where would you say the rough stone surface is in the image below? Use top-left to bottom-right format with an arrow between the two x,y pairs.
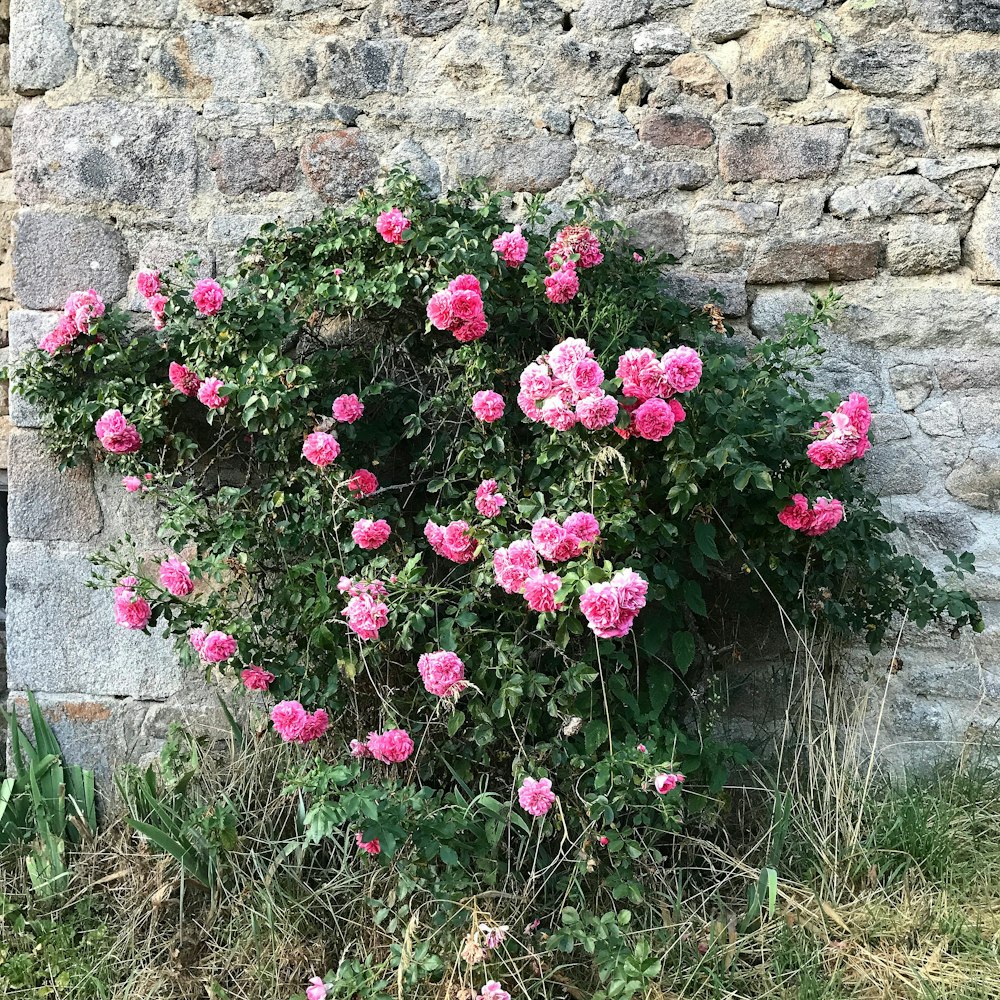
749,238 -> 880,283
9,0 -> 76,94
719,125 -> 847,182
890,364 -> 933,411
733,33 -> 812,105
453,136 -> 575,192
886,222 -> 961,276
947,451 -> 1000,511
79,0 -> 178,26
13,101 -> 198,212
832,41 -> 936,97
392,0 -> 467,36
691,0 -> 763,42
633,24 -> 690,63
8,430 -> 102,541
828,176 -> 960,221
13,212 -> 129,309
665,269 -> 747,315
209,137 -> 298,195
932,98 -> 1000,149
8,311 -> 58,428
638,111 -> 714,148
300,130 -> 380,203
6,541 -> 183,699
669,52 -> 728,103
627,207 -> 686,256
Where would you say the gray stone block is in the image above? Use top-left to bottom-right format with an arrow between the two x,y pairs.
9,0 -> 75,94
77,28 -> 145,90
890,364 -> 932,411
718,125 -> 847,182
301,129 -> 380,203
832,40 -> 936,97
632,24 -> 690,64
453,136 -> 575,193
748,288 -> 814,338
209,137 -> 299,196
691,0 -> 763,42
932,97 -> 1000,148
947,450 -> 1000,510
317,38 -> 406,99
179,21 -> 268,100
8,428 -> 102,541
665,269 -> 747,316
7,310 -> 57,428
79,0 -> 178,26
392,0 -> 467,36
828,176 -> 960,221
576,0 -> 650,30
733,34 -> 812,105
13,211 -> 129,309
13,101 -> 198,213
886,222 -> 960,277
749,237 -> 880,283
866,441 -> 929,496
691,200 -> 778,236
627,207 -> 686,257
6,540 -> 184,698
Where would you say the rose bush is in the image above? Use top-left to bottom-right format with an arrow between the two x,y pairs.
12,170 -> 982,996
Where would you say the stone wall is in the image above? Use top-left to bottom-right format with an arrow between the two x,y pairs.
5,0 -> 1000,771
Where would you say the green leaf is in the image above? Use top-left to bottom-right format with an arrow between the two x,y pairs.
672,631 -> 696,672
693,522 -> 720,560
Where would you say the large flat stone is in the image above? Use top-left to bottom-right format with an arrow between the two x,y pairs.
7,310 -> 57,428
9,0 -> 76,94
209,137 -> 298,195
638,112 -> 714,149
13,100 -> 198,212
300,129 -> 379,203
832,40 -> 936,97
13,210 -> 129,309
719,125 -> 847,182
453,136 -> 576,192
79,0 -> 178,26
8,428 -> 102,541
6,540 -> 184,699
664,269 -> 747,316
691,0 -> 763,42
828,176 -> 961,221
966,176 -> 1000,282
931,97 -> 1000,149
749,238 -> 880,283
886,222 -> 960,276
947,450 -> 1000,510
391,0 -> 467,35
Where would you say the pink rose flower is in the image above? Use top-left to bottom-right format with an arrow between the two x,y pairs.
169,361 -> 202,397
356,832 -> 381,855
599,835 -> 610,846
39,317 -> 78,355
425,519 -> 477,563
545,225 -> 603,269
579,569 -> 647,638
149,293 -> 168,330
518,776 -> 556,817
616,348 -> 663,402
306,977 -> 331,1000
348,468 -> 379,496
523,569 -> 561,612
376,207 -> 411,244
95,409 -> 142,454
352,518 -> 392,550
568,358 -> 605,395
472,390 -> 505,423
191,278 -> 224,316
475,479 -> 507,517
114,589 -> 151,630
519,362 -> 554,401
366,727 -> 414,764
197,377 -> 229,409
654,772 -> 686,794
493,225 -> 529,267
479,983 -> 512,1000
668,398 -> 686,423
530,517 -> 578,562
158,555 -> 194,596
540,397 -> 577,431
418,650 -> 466,697
64,289 -> 105,333
136,270 -> 161,299
271,700 -> 308,742
544,262 -> 579,304
332,393 -> 364,423
778,494 -> 812,532
613,567 -> 648,615
632,398 -> 676,442
451,289 -> 483,322
806,496 -> 845,536
241,666 -> 275,691
450,274 -> 482,295
199,630 -> 238,663
452,315 -> 489,343
122,476 -> 142,492
303,431 -> 340,468
350,738 -> 373,758
806,437 -> 852,470
189,628 -> 207,653
576,392 -> 619,430
299,708 -> 329,743
661,345 -> 703,394
342,591 -> 389,641
493,542 -> 539,594
517,390 -> 543,422
564,512 -> 600,543
427,291 -> 454,330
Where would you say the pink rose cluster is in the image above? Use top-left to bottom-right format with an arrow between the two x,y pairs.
270,699 -> 329,744
114,577 -> 151,630
159,555 -> 194,596
351,727 -> 415,764
169,362 -> 202,397
425,519 -> 477,563
579,568 -> 648,639
332,393 -> 364,423
807,393 -> 872,470
95,409 -> 142,455
542,225 -> 603,305
426,274 -> 489,343
197,377 -> 229,410
517,338 -> 618,431
475,479 -> 507,518
376,207 -> 411,245
348,468 -> 379,496
777,494 -> 845,537
191,278 -> 224,317
492,225 -> 529,267
303,431 -> 341,468
241,665 -> 275,691
518,776 -> 556,817
615,345 -> 702,442
136,270 -> 168,330
471,389 -> 505,423
189,628 -> 238,663
40,288 -> 106,355
339,578 -> 390,641
417,650 -> 466,698
352,518 -> 392,550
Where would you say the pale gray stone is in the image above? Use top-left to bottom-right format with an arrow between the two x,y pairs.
937,358 -> 1000,390
691,0 -> 763,42
453,136 -> 575,192
182,22 -> 268,100
8,429 -> 102,541
318,38 -> 406,99
9,0 -> 75,94
866,441 -> 929,496
13,101 -> 198,213
828,176 -> 960,221
912,0 -> 1000,33
579,146 -> 711,196
916,400 -> 964,438
890,364 -> 932,411
691,199 -> 778,236
947,450 -> 1000,510
77,28 -> 145,90
749,237 -> 880,283
79,0 -> 177,26
871,412 -> 910,443
778,191 -> 825,230
665,269 -> 747,316
854,106 -> 929,158
932,97 -> 1000,149
748,288 -> 813,338
719,125 -> 847,182
577,0 -> 650,31
392,0 -> 467,35
13,211 -> 129,309
627,208 -> 686,256
915,153 -> 999,180
733,36 -> 812,105
951,50 -> 1000,91
766,0 -> 823,10
965,180 -> 1000,282
7,311 -> 57,428
632,24 -> 690,64
6,541 -> 184,698
832,41 -> 936,97
886,222 -> 960,276
209,137 -> 298,195
386,139 -> 441,195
